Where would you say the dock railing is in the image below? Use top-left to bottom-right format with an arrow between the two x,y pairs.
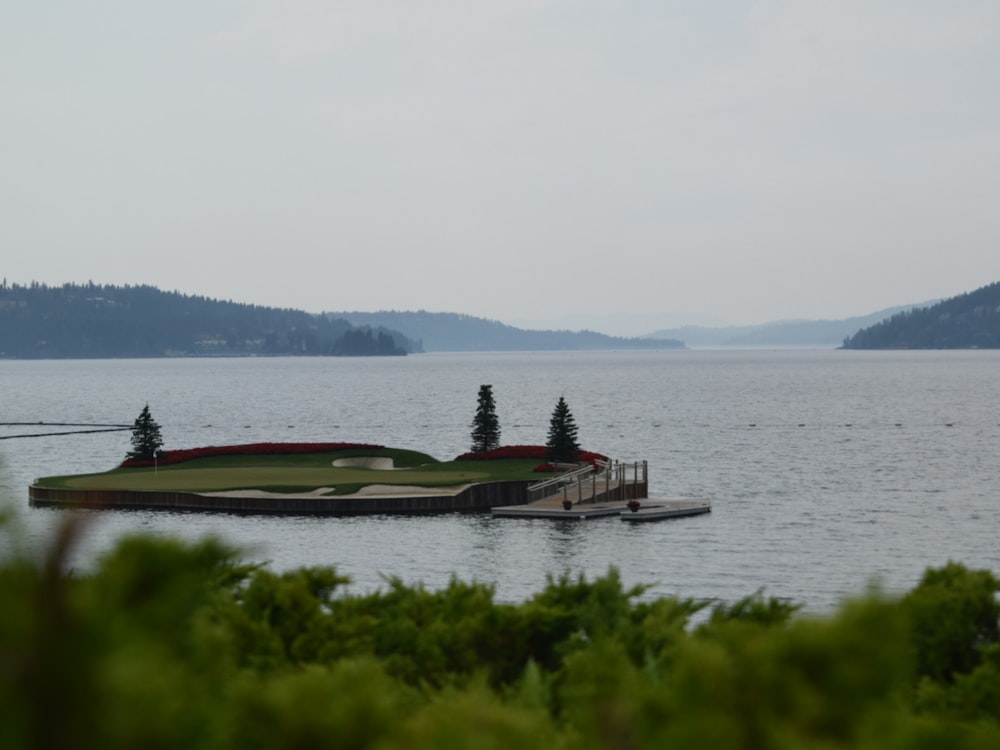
527,464 -> 596,504
527,459 -> 648,506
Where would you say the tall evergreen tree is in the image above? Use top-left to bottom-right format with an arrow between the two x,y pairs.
470,384 -> 501,453
546,396 -> 580,463
127,403 -> 164,461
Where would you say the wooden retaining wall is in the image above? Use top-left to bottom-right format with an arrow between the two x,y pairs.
28,480 -> 535,516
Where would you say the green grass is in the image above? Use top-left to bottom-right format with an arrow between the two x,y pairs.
35,448 -> 549,495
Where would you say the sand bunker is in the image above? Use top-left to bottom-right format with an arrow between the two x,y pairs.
199,484 -> 470,499
200,487 -> 338,499
350,483 -> 469,497
332,456 -> 397,470
194,457 -> 467,500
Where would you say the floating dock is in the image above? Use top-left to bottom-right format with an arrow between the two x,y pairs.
491,498 -> 711,521
492,460 -> 710,521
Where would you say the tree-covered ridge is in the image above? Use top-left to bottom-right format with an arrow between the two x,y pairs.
2,522 -> 1000,749
842,281 -> 1000,349
328,309 -> 685,351
0,281 -> 417,358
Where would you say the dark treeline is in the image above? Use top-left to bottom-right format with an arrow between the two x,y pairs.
330,327 -> 406,356
842,281 -> 1000,349
327,309 -> 685,352
0,282 -> 415,358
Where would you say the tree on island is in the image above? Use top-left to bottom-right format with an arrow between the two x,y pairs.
470,384 -> 501,452
546,396 -> 580,463
127,403 -> 164,461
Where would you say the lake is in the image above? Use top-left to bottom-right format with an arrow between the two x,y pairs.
1,349 -> 997,613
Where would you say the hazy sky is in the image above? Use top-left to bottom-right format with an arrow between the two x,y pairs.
3,2 -> 999,328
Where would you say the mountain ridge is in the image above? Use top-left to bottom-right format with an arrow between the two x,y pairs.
0,282 -> 415,358
0,282 -> 682,358
841,281 -> 1000,349
643,303 -> 936,349
5,279 -> 992,356
325,310 -> 684,352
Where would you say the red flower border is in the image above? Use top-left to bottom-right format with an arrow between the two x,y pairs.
454,445 -> 608,467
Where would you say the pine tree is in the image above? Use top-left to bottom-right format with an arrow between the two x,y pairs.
470,384 -> 501,453
127,403 -> 164,461
546,396 -> 580,463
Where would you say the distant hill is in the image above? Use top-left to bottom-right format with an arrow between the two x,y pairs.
326,310 -> 684,352
645,304 -> 929,349
0,282 -> 417,358
841,282 -> 1000,349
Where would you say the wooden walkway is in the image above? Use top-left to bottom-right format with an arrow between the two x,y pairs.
493,459 -> 711,521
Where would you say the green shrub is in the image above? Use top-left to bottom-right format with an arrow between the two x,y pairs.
902,562 -> 1000,683
3,516 -> 1000,749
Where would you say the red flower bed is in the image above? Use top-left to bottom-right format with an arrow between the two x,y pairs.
455,445 -> 609,467
455,445 -> 549,462
121,442 -> 384,468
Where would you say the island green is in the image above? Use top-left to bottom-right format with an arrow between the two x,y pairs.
33,446 -> 548,497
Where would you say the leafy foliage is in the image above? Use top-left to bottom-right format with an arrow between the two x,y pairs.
902,562 -> 1000,683
3,518 -> 1000,749
470,384 -> 501,453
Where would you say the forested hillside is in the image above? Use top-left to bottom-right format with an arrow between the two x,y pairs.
328,310 -> 685,352
842,282 -> 1000,349
0,282 -> 417,358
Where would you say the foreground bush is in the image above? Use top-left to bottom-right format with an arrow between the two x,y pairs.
1,517 -> 999,749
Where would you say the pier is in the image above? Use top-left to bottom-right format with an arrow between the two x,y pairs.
492,459 -> 711,521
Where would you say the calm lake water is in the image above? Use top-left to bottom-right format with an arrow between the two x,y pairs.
1,350 -> 998,612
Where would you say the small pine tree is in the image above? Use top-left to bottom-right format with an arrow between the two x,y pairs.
546,396 -> 580,463
470,384 -> 501,453
127,403 -> 164,461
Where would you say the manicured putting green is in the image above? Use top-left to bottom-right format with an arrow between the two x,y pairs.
57,466 -> 491,493
36,447 -> 549,495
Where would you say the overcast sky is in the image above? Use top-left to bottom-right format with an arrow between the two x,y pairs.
3,1 -> 999,330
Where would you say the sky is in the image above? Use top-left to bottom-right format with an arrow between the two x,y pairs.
3,1 -> 999,332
